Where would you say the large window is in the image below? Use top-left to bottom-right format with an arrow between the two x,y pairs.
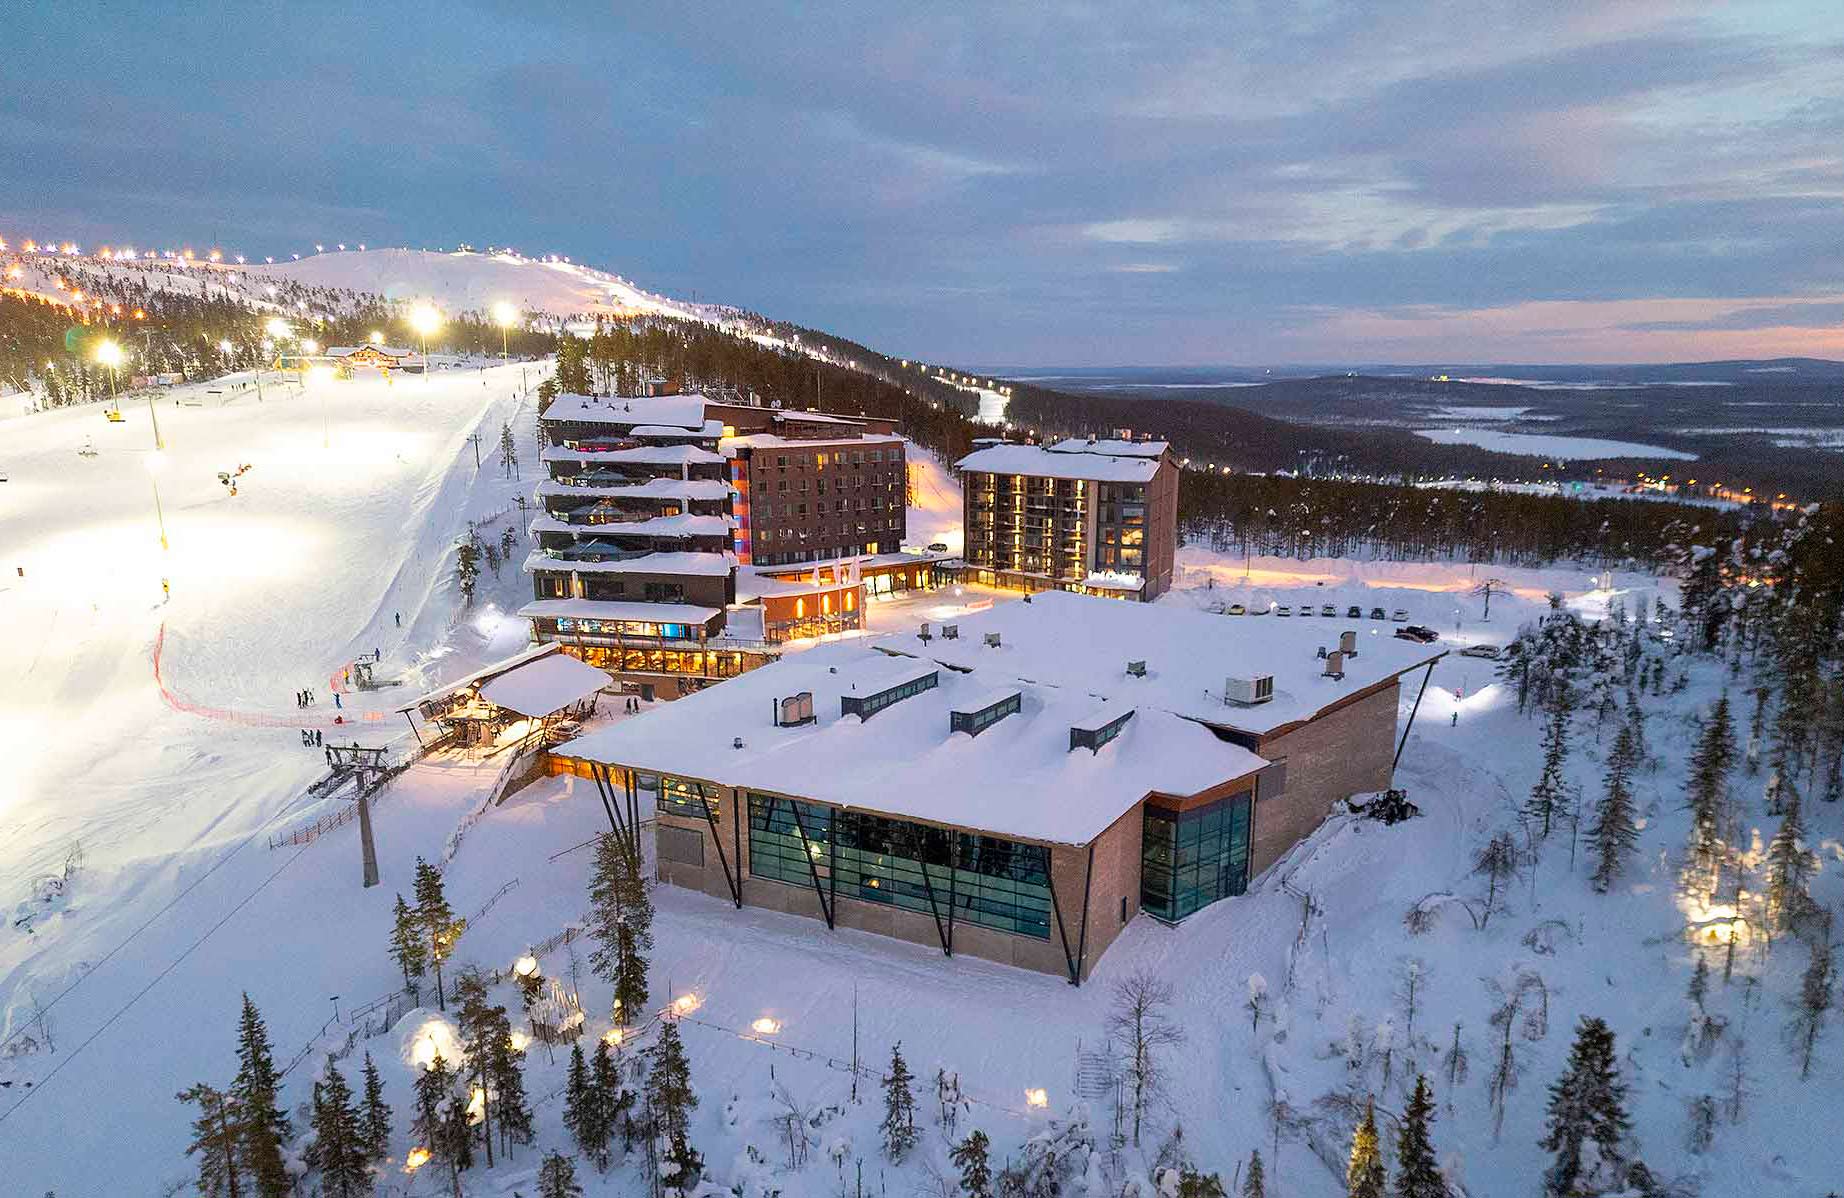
1140,792 -> 1252,922
747,796 -> 1051,939
656,774 -> 720,821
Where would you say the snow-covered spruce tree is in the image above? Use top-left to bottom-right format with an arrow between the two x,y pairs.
562,1042 -> 602,1167
1392,1075 -> 1445,1198
1525,678 -> 1572,838
1589,725 -> 1641,893
1107,969 -> 1184,1146
1241,1150 -> 1265,1198
593,1035 -> 636,1156
455,536 -> 481,605
646,1018 -> 702,1194
359,1051 -> 390,1165
1622,687 -> 1648,766
389,892 -> 428,1001
455,969 -> 500,1165
1764,791 -> 1817,932
950,1129 -> 993,1198
176,1082 -> 245,1198
537,1150 -> 584,1198
412,1050 -> 472,1183
484,1000 -> 534,1155
587,831 -> 653,1026
1685,695 -> 1736,879
1790,937 -> 1833,1080
881,1042 -> 918,1161
412,856 -> 463,1010
1346,1097 -> 1386,1198
499,421 -> 519,480
1540,1017 -> 1632,1196
499,524 -> 516,566
1685,1093 -> 1717,1154
232,994 -> 291,1198
1472,832 -> 1519,928
309,1062 -> 368,1198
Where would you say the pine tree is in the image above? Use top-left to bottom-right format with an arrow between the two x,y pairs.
499,421 -> 520,480
1686,695 -> 1736,874
485,1001 -> 535,1155
1541,1017 -> 1631,1196
454,969 -> 499,1166
232,994 -> 290,1198
950,1129 -> 993,1198
1242,1150 -> 1265,1198
1622,687 -> 1648,765
455,537 -> 481,604
1393,1075 -> 1445,1198
311,1062 -> 369,1198
881,1041 -> 918,1162
1347,1097 -> 1386,1198
1526,679 -> 1572,838
412,857 -> 462,1009
1764,791 -> 1816,930
563,1041 -> 609,1169
1589,725 -> 1641,893
536,1150 -> 585,1198
647,1019 -> 702,1193
1472,832 -> 1519,928
359,1051 -> 391,1164
177,1082 -> 245,1198
1687,958 -> 1709,1012
1791,938 -> 1833,1080
591,1037 -> 634,1159
587,832 -> 652,1025
390,892 -> 428,1000
413,1051 -> 471,1185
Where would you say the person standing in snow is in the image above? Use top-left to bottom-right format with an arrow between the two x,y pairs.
334,692 -> 342,709
395,612 -> 401,627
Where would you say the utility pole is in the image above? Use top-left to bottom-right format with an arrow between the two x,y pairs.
470,431 -> 483,469
358,787 -> 380,888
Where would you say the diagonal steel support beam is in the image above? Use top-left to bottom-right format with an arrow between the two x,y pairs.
783,797 -> 836,929
692,780 -> 741,908
1393,659 -> 1440,772
1042,845 -> 1081,986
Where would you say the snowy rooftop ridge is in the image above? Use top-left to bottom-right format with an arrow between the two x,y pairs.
534,477 -> 735,502
955,442 -> 1161,483
524,549 -> 736,577
542,393 -> 713,430
553,641 -> 1266,844
1045,437 -> 1169,458
539,443 -> 725,467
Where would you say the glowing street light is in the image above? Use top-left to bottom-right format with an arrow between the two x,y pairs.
368,330 -> 384,345
1024,1088 -> 1049,1109
95,338 -> 124,412
409,304 -> 442,380
492,301 -> 517,364
513,954 -> 540,978
265,316 -> 291,341
749,1016 -> 781,1036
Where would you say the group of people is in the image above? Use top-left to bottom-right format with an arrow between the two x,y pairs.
295,688 -> 316,707
621,696 -> 646,713
300,728 -> 324,747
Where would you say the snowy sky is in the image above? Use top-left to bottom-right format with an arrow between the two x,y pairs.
6,2 -> 1843,365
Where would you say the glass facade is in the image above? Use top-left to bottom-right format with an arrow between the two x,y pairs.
655,774 -> 720,821
1140,791 -> 1253,922
747,795 -> 1052,939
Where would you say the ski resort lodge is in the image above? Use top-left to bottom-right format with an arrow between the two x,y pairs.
550,591 -> 1444,982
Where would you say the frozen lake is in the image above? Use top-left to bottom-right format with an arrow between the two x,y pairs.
1415,426 -> 1697,460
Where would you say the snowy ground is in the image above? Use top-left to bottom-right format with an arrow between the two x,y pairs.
3,373 -> 1837,1195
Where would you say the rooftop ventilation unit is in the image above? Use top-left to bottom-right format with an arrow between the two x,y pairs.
1126,660 -> 1147,677
1070,705 -> 1134,753
1323,651 -> 1345,681
840,665 -> 940,721
984,632 -> 1002,648
918,621 -> 932,643
950,688 -> 1022,737
942,624 -> 959,640
774,691 -> 815,727
1340,629 -> 1358,657
1225,674 -> 1275,706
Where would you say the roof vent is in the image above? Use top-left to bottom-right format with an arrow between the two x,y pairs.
1225,674 -> 1275,706
1340,629 -> 1358,657
733,736 -> 745,749
984,632 -> 1002,648
1315,646 -> 1327,660
1323,651 -> 1345,681
942,624 -> 959,640
774,691 -> 815,727
1070,705 -> 1134,753
1126,660 -> 1147,677
918,621 -> 933,643
950,688 -> 1022,737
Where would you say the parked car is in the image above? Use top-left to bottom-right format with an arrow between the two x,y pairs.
926,542 -> 949,553
1320,604 -> 1337,617
1395,625 -> 1440,644
1275,604 -> 1292,617
1249,604 -> 1268,616
1460,643 -> 1501,659
1297,604 -> 1313,616
1226,603 -> 1246,616
1368,607 -> 1387,620
1391,608 -> 1410,621
1346,605 -> 1363,619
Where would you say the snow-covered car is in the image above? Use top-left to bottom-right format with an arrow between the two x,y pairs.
1391,608 -> 1410,621
1368,607 -> 1387,620
1320,604 -> 1337,617
1461,644 -> 1501,659
1394,625 -> 1440,644
1275,604 -> 1292,617
1249,604 -> 1268,615
1297,604 -> 1313,615
1226,603 -> 1246,616
1346,605 -> 1363,618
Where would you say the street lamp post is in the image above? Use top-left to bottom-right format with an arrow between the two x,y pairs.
492,302 -> 516,366
409,304 -> 442,382
96,338 -> 125,416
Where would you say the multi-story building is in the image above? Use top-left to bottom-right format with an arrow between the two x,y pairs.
956,437 -> 1178,601
521,393 -> 774,697
550,591 -> 1446,981
716,407 -> 908,568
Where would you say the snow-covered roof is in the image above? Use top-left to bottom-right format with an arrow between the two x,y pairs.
398,642 -> 564,713
540,444 -> 725,467
955,443 -> 1161,483
524,550 -> 736,577
542,393 -> 711,430
535,477 -> 734,502
478,652 -> 612,717
518,598 -> 722,626
883,590 -> 1445,738
529,513 -> 735,539
326,344 -> 413,358
722,432 -> 904,452
553,641 -> 1267,844
1046,437 -> 1169,459
631,421 -> 725,439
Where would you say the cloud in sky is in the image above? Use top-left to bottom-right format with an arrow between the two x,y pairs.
2,1 -> 1841,365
